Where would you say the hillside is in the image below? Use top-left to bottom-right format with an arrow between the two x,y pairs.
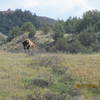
0,9 -> 100,53
36,16 -> 56,26
0,31 -> 54,53
0,9 -> 56,35
0,51 -> 100,100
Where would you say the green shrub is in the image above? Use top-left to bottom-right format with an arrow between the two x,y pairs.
52,65 -> 67,75
79,32 -> 96,46
31,79 -> 49,88
68,88 -> 81,97
50,83 -> 71,94
44,92 -> 66,100
27,95 -> 35,100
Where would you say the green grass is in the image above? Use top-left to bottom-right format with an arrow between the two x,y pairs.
0,51 -> 100,100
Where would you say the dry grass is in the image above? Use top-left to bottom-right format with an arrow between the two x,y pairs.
0,51 -> 100,100
62,54 -> 100,82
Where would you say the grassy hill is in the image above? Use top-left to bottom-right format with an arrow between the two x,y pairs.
0,31 -> 54,53
0,51 -> 100,100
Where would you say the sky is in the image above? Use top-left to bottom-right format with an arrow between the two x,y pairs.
0,0 -> 100,20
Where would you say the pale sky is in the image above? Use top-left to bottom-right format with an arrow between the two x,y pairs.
0,0 -> 100,20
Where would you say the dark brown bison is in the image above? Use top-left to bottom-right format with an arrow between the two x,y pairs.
22,39 -> 37,52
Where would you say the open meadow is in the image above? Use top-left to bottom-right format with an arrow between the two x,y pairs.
0,51 -> 100,100
0,1 -> 100,100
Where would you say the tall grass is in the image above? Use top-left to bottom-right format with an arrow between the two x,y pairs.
0,51 -> 100,100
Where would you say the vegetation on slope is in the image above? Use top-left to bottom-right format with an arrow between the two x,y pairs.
0,9 -> 100,53
0,9 -> 55,35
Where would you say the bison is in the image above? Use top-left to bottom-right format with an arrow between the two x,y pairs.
22,39 -> 37,54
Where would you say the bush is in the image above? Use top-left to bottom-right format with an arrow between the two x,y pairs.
50,83 -> 71,94
44,92 -> 66,100
8,26 -> 21,41
68,88 -> 81,97
52,65 -> 67,75
59,73 -> 73,84
31,79 -> 49,88
79,32 -> 96,46
65,39 -> 86,53
54,38 -> 68,52
55,38 -> 86,53
27,95 -> 35,100
91,42 -> 100,52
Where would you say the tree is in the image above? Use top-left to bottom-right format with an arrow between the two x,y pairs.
21,22 -> 33,32
8,26 -> 21,40
55,38 -> 68,51
53,21 -> 65,41
79,32 -> 96,46
65,17 -> 81,33
82,10 -> 100,32
53,37 -> 86,53
21,22 -> 36,38
65,39 -> 86,53
41,24 -> 52,34
96,32 -> 100,42
28,26 -> 36,38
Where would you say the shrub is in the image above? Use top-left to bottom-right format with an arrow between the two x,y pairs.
59,73 -> 73,84
91,42 -> 100,52
52,65 -> 67,75
54,38 -> 68,52
27,95 -> 35,100
79,32 -> 96,46
51,37 -> 88,53
65,39 -> 86,53
31,79 -> 49,88
68,88 -> 81,97
50,83 -> 71,94
44,92 -> 66,100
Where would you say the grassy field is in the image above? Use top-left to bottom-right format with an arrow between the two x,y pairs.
0,51 -> 100,100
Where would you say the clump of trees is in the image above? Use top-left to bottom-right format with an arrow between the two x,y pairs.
8,22 -> 36,41
0,9 -> 55,35
46,10 -> 100,53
